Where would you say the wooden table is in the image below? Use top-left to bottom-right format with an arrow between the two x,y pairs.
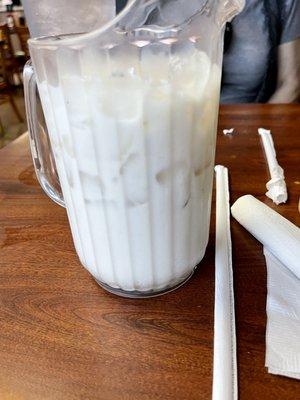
0,104 -> 299,400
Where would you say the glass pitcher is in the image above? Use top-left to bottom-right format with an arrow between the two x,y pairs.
23,0 -> 244,298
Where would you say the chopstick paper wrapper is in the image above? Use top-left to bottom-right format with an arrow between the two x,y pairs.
258,128 -> 287,205
231,195 -> 300,379
213,166 -> 237,400
231,195 -> 300,279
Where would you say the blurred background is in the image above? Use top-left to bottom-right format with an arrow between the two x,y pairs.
0,0 -> 299,149
0,0 -> 28,148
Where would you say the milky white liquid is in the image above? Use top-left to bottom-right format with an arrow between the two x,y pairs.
36,44 -> 221,293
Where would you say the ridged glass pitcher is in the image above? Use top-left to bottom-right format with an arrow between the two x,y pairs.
24,0 -> 244,297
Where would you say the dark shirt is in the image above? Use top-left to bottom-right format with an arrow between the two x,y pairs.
117,0 -> 128,14
221,0 -> 300,103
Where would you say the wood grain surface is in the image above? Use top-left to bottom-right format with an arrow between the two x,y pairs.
0,104 -> 299,400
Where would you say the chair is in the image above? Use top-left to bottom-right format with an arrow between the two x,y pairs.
0,38 -> 24,136
0,23 -> 20,84
15,26 -> 30,59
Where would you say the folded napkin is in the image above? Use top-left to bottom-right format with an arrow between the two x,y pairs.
231,195 -> 300,379
213,166 -> 237,400
258,128 -> 288,205
264,248 -> 300,379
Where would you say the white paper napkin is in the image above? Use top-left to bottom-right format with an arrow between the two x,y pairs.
264,248 -> 300,379
258,128 -> 288,205
231,194 -> 300,379
213,165 -> 237,400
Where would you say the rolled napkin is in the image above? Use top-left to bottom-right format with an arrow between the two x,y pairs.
264,248 -> 300,379
213,166 -> 237,400
231,194 -> 300,379
258,128 -> 288,205
231,195 -> 300,279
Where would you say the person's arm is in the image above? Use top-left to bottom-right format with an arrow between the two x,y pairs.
268,38 -> 300,103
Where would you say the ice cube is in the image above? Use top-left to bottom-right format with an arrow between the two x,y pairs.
120,153 -> 148,206
170,41 -> 211,97
140,42 -> 170,84
156,161 -> 192,208
80,172 -> 103,202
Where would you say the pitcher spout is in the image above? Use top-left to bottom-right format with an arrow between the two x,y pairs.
120,0 -> 245,32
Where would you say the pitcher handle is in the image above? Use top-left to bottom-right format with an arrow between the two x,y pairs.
23,60 -> 65,207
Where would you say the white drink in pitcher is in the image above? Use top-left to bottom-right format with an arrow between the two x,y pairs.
35,44 -> 221,294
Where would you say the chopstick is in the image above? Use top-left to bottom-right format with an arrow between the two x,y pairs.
213,165 -> 237,400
